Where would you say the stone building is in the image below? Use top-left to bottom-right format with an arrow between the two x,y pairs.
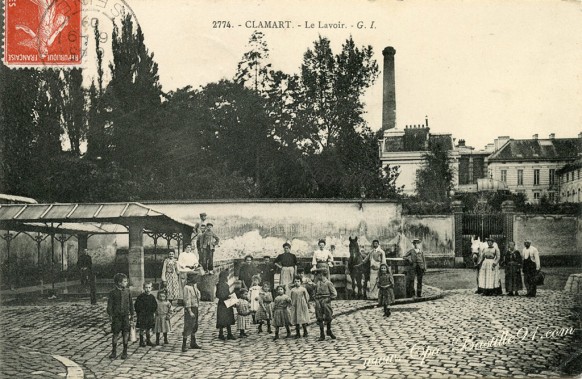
556,157 -> 582,203
486,134 -> 581,203
377,46 -> 458,195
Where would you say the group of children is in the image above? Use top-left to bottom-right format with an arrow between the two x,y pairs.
106,274 -> 174,359
107,262 -> 393,359
221,268 -> 339,342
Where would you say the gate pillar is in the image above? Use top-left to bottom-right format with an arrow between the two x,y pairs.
502,200 -> 515,248
452,200 -> 464,267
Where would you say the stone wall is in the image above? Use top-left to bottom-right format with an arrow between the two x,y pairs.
0,200 -> 403,277
402,215 -> 455,267
145,200 -> 403,260
513,214 -> 581,266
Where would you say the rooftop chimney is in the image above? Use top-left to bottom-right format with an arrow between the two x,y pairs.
549,133 -> 555,139
532,134 -> 538,140
494,136 -> 511,151
578,132 -> 582,139
382,47 -> 396,131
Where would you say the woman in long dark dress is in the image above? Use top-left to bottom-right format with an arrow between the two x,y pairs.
503,241 -> 523,296
216,270 -> 236,340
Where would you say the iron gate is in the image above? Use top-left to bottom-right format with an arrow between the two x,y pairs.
461,213 -> 506,265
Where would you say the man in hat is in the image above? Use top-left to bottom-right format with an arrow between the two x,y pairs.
403,238 -> 427,297
194,212 -> 208,236
200,222 -> 219,274
522,239 -> 541,297
274,243 -> 297,290
314,268 -> 337,341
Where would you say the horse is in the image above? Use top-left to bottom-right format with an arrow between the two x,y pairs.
347,236 -> 369,299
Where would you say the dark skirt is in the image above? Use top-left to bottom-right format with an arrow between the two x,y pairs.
378,287 -> 395,306
272,307 -> 291,327
216,301 -> 235,328
505,263 -> 523,292
136,313 -> 155,330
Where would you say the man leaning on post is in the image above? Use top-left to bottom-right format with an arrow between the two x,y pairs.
403,238 -> 427,298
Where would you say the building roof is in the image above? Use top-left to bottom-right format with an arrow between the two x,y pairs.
383,127 -> 453,152
487,138 -> 581,162
556,157 -> 582,175
0,202 -> 196,234
0,194 -> 38,204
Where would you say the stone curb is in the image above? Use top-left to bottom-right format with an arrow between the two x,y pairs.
306,285 -> 444,325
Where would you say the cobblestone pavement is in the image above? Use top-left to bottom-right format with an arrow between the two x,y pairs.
1,289 -> 581,378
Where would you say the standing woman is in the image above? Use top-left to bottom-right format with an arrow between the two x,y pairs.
161,250 -> 181,303
274,243 -> 297,291
362,240 -> 386,300
477,238 -> 502,296
502,241 -> 523,296
311,239 -> 334,280
178,245 -> 203,304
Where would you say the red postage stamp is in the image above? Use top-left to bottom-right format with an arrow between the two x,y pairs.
4,0 -> 82,66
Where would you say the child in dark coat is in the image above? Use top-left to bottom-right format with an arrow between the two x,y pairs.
216,269 -> 236,340
107,273 -> 134,359
134,282 -> 157,347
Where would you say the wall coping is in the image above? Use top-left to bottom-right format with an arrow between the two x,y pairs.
142,199 -> 400,204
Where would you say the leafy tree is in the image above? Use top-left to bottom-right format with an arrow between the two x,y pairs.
299,35 -> 378,150
235,31 -> 272,93
107,13 -> 162,172
0,65 -> 39,195
415,140 -> 455,202
86,21 -> 108,159
62,68 -> 85,156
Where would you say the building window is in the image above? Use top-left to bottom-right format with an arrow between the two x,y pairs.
549,192 -> 555,203
533,169 -> 540,185
549,169 -> 555,185
517,169 -> 523,186
578,170 -> 580,180
500,170 -> 507,183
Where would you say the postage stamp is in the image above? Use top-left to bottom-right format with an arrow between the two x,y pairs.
4,0 -> 82,67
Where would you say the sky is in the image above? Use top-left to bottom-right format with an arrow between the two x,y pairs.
94,0 -> 582,149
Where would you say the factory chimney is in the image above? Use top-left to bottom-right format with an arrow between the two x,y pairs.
382,47 -> 396,131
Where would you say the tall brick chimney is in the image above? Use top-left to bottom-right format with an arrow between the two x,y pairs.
382,47 -> 396,131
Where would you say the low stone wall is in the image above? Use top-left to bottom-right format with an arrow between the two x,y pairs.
564,273 -> 582,295
513,214 -> 581,266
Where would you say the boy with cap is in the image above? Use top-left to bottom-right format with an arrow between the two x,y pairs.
182,272 -> 201,351
107,273 -> 134,359
403,238 -> 427,297
201,222 -> 219,274
314,268 -> 337,341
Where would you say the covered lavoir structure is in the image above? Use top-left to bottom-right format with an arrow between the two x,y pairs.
0,202 -> 196,292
